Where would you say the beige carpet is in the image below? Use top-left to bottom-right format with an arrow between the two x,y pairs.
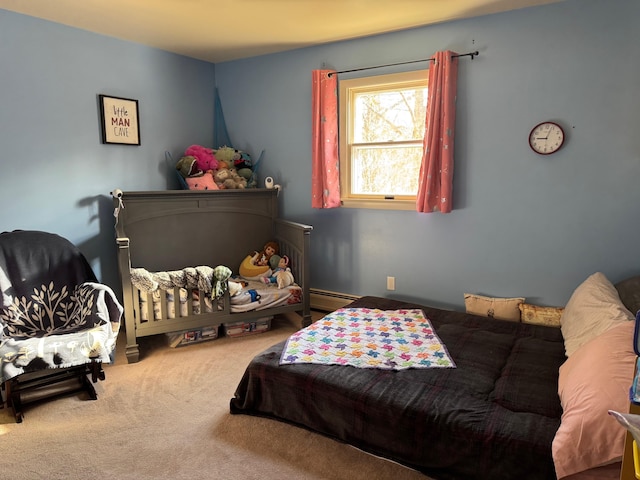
0,313 -> 429,480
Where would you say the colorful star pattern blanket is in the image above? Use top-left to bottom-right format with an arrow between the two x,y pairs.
280,308 -> 456,370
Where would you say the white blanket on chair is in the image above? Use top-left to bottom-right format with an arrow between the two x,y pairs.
0,283 -> 122,383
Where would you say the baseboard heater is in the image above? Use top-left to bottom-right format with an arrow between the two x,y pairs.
310,288 -> 361,312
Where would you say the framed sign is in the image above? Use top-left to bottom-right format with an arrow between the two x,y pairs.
99,94 -> 140,145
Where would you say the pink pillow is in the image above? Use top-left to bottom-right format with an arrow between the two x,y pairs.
552,321 -> 636,478
186,172 -> 218,191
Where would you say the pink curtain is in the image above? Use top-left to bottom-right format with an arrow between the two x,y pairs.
311,70 -> 341,209
416,51 -> 459,213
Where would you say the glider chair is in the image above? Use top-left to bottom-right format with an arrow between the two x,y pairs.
0,230 -> 122,422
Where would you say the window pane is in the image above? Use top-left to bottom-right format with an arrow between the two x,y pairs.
339,69 -> 428,209
351,145 -> 422,196
353,88 -> 427,143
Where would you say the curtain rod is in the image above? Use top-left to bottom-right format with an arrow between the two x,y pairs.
327,50 -> 479,77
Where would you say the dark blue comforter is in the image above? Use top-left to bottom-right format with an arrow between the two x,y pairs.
230,296 -> 565,480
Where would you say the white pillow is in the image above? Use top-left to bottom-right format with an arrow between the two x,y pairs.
560,272 -> 634,357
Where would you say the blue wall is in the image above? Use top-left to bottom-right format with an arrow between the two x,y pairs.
0,10 -> 215,289
215,0 -> 640,309
2,0 -> 639,311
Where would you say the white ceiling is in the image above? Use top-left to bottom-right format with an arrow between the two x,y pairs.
0,0 -> 565,63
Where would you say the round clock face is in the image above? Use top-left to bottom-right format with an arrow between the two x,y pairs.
529,121 -> 565,155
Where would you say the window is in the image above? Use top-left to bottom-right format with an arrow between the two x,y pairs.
339,70 -> 428,210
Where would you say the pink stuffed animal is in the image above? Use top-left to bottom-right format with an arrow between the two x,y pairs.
185,145 -> 219,172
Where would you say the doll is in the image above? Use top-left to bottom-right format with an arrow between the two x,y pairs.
253,241 -> 278,267
262,255 -> 294,288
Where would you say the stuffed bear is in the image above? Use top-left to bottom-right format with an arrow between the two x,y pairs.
185,145 -> 219,173
214,168 -> 246,189
228,169 -> 247,189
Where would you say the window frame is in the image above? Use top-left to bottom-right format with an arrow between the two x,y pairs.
338,69 -> 428,211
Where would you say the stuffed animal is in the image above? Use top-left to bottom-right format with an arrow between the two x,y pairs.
185,172 -> 218,191
214,147 -> 258,187
185,145 -> 218,173
213,169 -> 232,189
276,268 -> 295,289
234,152 -> 254,186
214,146 -> 241,166
234,152 -> 252,170
236,167 -> 254,185
228,169 -> 247,189
175,155 -> 203,178
213,168 -> 246,189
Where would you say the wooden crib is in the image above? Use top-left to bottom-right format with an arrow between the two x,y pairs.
112,189 -> 312,363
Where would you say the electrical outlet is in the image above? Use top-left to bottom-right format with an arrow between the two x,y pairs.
386,276 -> 395,291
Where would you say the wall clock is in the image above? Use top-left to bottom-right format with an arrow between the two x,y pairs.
528,121 -> 565,155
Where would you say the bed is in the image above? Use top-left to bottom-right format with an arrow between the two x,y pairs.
231,273 -> 640,480
113,189 -> 312,363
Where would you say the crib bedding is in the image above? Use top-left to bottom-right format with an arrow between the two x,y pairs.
136,279 -> 302,321
231,295 -> 567,480
229,279 -> 302,312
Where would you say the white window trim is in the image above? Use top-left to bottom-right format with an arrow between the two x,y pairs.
338,69 -> 428,211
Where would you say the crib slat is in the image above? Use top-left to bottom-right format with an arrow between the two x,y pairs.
173,287 -> 182,318
159,290 -> 168,320
186,288 -> 193,316
145,291 -> 155,322
135,290 -> 146,323
199,289 -> 206,314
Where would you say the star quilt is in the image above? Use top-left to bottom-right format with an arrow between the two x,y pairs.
280,307 -> 455,370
